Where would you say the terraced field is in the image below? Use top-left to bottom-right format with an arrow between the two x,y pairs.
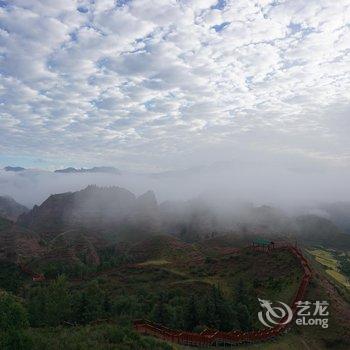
308,248 -> 350,288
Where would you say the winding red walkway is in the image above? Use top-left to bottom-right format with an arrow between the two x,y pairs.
133,243 -> 312,347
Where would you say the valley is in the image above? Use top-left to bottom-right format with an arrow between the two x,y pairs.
0,186 -> 349,349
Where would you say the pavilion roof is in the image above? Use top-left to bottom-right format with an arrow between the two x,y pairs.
253,238 -> 273,246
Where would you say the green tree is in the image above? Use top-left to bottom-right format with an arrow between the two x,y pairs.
73,280 -> 105,323
151,293 -> 171,325
27,285 -> 48,326
28,275 -> 71,326
0,291 -> 29,331
1,329 -> 32,350
236,303 -> 252,331
200,294 -> 216,327
217,300 -> 238,331
183,295 -> 198,331
0,292 -> 32,350
199,285 -> 236,330
46,275 -> 71,325
236,279 -> 249,305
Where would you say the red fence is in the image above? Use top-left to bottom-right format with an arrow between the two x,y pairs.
133,243 -> 312,347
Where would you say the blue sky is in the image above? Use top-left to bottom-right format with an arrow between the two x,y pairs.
0,0 -> 350,172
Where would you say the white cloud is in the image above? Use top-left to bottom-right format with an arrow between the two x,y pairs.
0,0 -> 349,172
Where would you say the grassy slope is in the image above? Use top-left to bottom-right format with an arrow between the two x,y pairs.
176,243 -> 350,350
237,248 -> 350,350
26,324 -> 173,350
3,235 -> 350,349
22,236 -> 305,338
95,243 -> 303,324
232,246 -> 350,350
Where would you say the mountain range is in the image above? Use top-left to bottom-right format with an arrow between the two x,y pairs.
17,185 -> 160,240
54,166 -> 121,174
0,185 -> 350,272
4,166 -> 26,172
2,165 -> 121,174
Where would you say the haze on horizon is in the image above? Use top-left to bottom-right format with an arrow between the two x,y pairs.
0,0 -> 350,207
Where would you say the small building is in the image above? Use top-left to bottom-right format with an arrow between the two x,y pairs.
251,238 -> 275,252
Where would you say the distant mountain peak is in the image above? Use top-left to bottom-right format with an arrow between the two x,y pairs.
54,166 -> 121,174
4,166 -> 26,172
17,185 -> 160,238
138,190 -> 157,200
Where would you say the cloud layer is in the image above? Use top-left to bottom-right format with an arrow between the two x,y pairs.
0,0 -> 349,171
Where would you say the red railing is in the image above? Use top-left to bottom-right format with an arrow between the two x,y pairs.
133,243 -> 312,347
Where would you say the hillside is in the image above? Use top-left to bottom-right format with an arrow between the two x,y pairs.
294,215 -> 350,250
26,230 -> 101,277
0,216 -> 13,231
0,195 -> 28,221
320,202 -> 350,234
15,186 -> 350,256
0,222 -> 349,349
3,187 -> 350,350
0,223 -> 43,263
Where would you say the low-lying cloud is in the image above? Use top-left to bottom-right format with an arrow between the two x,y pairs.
1,161 -> 350,211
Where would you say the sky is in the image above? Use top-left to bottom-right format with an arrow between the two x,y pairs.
0,0 -> 350,173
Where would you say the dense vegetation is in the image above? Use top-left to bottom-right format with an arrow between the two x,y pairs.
0,274 -> 252,349
6,273 -> 254,331
338,254 -> 350,279
2,231 -> 349,349
0,242 -> 305,349
0,284 -> 173,350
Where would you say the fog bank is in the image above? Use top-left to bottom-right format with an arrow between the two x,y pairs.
1,161 -> 350,210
